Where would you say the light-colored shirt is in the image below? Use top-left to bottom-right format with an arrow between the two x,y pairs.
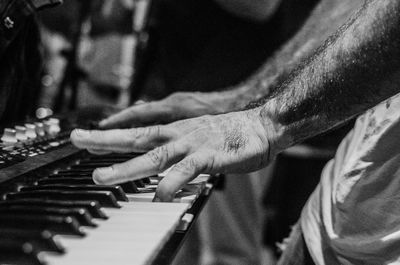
302,92 -> 400,265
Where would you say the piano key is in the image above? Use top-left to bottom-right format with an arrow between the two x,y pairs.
38,177 -> 96,185
22,184 -> 128,201
70,164 -> 101,170
0,213 -> 84,236
6,190 -> 121,208
43,202 -> 190,265
62,168 -> 94,173
148,176 -> 162,185
76,162 -> 115,167
80,158 -> 130,164
0,199 -> 108,219
0,205 -> 96,227
89,154 -> 138,160
56,169 -> 92,176
142,177 -> 151,184
38,177 -> 140,194
0,241 -> 44,265
0,228 -> 64,253
50,171 -> 92,177
120,182 -> 140,194
134,179 -> 145,188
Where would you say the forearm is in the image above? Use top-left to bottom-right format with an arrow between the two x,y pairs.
217,0 -> 364,112
213,0 -> 281,21
255,0 -> 400,156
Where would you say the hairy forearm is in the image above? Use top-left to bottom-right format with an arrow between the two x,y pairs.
217,0 -> 364,112
256,0 -> 400,155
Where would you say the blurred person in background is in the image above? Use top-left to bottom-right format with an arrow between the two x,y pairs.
38,0 -> 135,111
0,0 -> 61,124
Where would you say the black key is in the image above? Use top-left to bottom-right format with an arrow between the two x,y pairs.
0,240 -> 44,265
70,164 -> 99,170
0,228 -> 64,253
55,170 -> 93,176
83,158 -> 130,163
0,199 -> 107,219
77,162 -> 114,167
90,154 -> 138,159
0,213 -> 84,236
121,182 -> 139,193
50,172 -> 92,178
38,177 -> 95,185
22,184 -> 128,201
134,179 -> 145,188
66,167 -> 95,173
6,190 -> 121,208
38,177 -> 139,194
0,205 -> 96,227
142,177 -> 151,184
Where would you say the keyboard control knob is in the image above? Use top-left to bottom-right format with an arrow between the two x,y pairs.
1,128 -> 17,143
35,122 -> 45,137
44,118 -> 60,135
15,126 -> 28,141
25,124 -> 37,139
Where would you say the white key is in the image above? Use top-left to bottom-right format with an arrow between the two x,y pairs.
43,202 -> 190,265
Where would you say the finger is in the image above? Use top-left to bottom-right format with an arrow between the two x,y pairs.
71,129 -> 134,153
87,148 -> 112,155
70,126 -> 172,153
154,152 -> 209,202
92,142 -> 189,185
99,102 -> 164,129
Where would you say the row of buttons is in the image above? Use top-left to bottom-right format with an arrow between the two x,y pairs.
0,118 -> 69,169
1,118 -> 61,144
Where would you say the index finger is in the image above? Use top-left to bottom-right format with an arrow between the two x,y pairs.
70,126 -> 174,153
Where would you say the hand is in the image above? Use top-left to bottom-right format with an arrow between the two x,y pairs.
30,0 -> 63,11
71,109 -> 274,201
98,92 -> 233,129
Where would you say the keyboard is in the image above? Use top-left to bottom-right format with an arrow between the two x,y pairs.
0,108 -> 216,265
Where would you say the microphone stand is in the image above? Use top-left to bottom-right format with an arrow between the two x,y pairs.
53,0 -> 92,112
128,0 -> 156,103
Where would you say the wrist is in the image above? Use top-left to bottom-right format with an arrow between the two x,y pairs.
255,100 -> 292,158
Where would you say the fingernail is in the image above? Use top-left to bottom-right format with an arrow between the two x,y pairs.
93,167 -> 114,184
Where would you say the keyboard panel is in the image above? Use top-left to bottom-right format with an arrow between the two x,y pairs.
0,108 -> 216,265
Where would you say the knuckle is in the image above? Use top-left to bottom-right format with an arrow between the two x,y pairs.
146,145 -> 169,171
133,126 -> 161,138
174,157 -> 197,174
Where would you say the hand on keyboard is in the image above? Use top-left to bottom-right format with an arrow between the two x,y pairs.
98,92 -> 233,129
71,109 -> 274,202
